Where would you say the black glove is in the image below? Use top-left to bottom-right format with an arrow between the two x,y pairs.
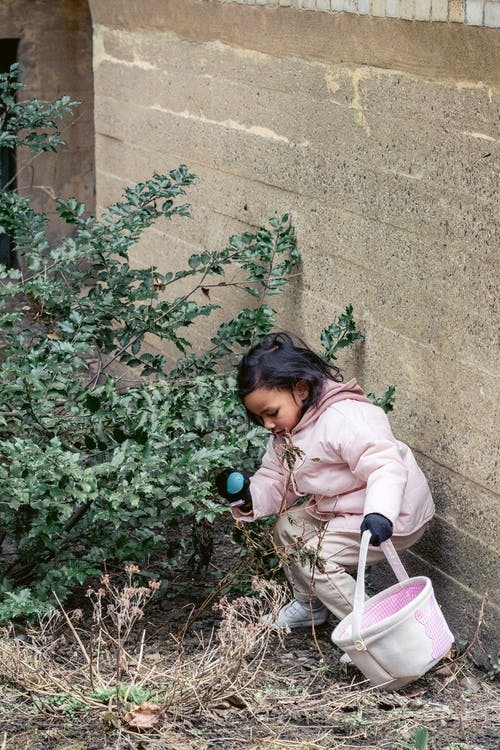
360,513 -> 393,546
215,468 -> 252,510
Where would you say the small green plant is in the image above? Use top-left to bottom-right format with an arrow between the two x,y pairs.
32,692 -> 87,715
398,727 -> 429,750
320,303 -> 364,359
321,304 -> 396,413
91,684 -> 159,708
455,634 -> 469,653
486,656 -> 500,681
0,63 -> 78,156
341,710 -> 366,727
367,384 -> 396,413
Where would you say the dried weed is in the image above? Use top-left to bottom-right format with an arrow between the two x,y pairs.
0,576 -> 498,749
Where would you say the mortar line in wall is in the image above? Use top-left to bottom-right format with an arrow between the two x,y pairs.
95,166 -> 133,184
201,206 -> 274,230
95,152 -> 301,199
299,288 -> 499,374
304,246 -> 425,285
94,62 -> 499,143
205,167 -> 300,200
96,159 -> 425,245
413,449 -> 500,497
405,548 -> 500,609
304,245 -> 498,305
98,52 -> 497,142
433,512 -> 499,556
95,171 -> 282,247
152,203 -> 499,316
97,94 -> 497,208
95,88 -> 499,170
96,151 -> 491,248
109,150 -> 497,223
95,167 -> 495,306
96,120 -> 494,223
97,161 -> 499,295
114,27 -> 500,88
372,319 -> 499,377
97,164 -> 499,286
147,225 -> 206,248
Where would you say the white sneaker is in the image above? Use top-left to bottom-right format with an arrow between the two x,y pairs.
261,599 -> 329,628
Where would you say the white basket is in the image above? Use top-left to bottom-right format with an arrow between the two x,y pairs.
332,530 -> 454,690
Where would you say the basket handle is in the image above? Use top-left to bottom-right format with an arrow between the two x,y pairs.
351,530 -> 410,641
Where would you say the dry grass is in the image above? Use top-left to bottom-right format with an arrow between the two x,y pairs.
0,576 -> 291,717
0,574 -> 498,749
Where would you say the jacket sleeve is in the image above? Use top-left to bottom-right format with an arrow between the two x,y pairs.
231,437 -> 300,522
331,405 -> 408,525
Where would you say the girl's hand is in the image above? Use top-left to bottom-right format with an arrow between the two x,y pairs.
360,513 -> 393,546
215,468 -> 253,510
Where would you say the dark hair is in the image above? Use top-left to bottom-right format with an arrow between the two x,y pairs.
237,332 -> 342,422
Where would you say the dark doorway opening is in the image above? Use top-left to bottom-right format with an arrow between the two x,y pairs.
1,38 -> 20,269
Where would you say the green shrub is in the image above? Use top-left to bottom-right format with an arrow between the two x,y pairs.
0,65 -> 303,617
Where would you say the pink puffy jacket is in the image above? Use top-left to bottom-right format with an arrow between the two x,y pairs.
233,379 -> 435,536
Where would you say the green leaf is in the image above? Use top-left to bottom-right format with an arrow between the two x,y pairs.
320,305 -> 364,360
367,385 -> 396,413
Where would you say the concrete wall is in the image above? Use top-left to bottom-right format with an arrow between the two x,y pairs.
88,0 -> 499,651
0,0 -> 95,244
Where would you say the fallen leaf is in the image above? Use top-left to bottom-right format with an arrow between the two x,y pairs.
123,701 -> 162,730
143,652 -> 162,663
434,664 -> 455,677
459,675 -> 481,694
212,693 -> 247,710
377,692 -> 408,708
408,698 -> 424,709
404,686 -> 427,699
225,693 -> 247,708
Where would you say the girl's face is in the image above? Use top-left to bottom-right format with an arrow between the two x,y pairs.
243,381 -> 309,436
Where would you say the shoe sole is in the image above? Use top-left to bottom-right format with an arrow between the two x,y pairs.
261,614 -> 329,628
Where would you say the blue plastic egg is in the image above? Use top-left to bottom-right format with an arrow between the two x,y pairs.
226,471 -> 245,494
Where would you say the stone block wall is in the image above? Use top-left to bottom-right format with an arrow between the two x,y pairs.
88,0 -> 499,650
0,0 -> 95,244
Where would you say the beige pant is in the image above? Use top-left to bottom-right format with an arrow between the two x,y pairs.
273,505 -> 425,621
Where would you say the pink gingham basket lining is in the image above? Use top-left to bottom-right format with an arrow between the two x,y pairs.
361,582 -> 426,628
339,581 -> 426,638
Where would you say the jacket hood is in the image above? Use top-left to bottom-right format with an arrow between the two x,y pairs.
291,378 -> 370,434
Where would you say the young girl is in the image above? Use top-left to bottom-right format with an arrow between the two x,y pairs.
216,332 -> 435,631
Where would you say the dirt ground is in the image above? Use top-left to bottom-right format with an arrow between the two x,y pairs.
0,519 -> 498,750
